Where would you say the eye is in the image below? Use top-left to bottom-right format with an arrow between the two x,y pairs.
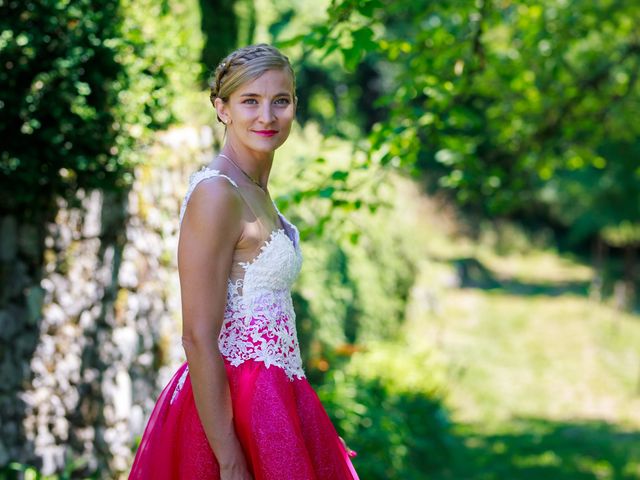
275,97 -> 291,105
242,98 -> 258,104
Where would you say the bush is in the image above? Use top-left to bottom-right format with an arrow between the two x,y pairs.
318,343 -> 454,479
0,0 -> 202,216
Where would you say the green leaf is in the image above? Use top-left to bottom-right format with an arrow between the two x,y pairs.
342,45 -> 363,71
351,26 -> 377,51
331,170 -> 349,181
319,186 -> 335,198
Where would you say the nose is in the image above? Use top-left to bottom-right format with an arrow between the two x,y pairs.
258,102 -> 275,123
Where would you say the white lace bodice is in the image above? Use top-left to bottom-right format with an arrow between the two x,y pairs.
178,166 -> 305,381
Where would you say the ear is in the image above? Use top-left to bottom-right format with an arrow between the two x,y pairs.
214,97 -> 231,124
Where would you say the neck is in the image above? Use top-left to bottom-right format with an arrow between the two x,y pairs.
221,140 -> 274,187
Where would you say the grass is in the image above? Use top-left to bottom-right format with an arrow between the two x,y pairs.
436,417 -> 640,480
393,176 -> 640,479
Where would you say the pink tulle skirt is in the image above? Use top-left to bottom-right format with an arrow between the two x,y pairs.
129,360 -> 359,479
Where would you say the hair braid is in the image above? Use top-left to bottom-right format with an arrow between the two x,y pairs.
209,44 -> 296,123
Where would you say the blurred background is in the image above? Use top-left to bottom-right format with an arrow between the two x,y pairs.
1,0 -> 639,478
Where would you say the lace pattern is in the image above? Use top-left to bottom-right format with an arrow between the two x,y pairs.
219,227 -> 304,380
178,166 -> 305,384
179,167 -> 238,225
170,366 -> 189,405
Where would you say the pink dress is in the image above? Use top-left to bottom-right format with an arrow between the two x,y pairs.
129,167 -> 359,480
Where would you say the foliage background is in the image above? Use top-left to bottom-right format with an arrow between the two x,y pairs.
1,0 -> 639,478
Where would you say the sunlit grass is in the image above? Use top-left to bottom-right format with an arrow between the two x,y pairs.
391,174 -> 640,479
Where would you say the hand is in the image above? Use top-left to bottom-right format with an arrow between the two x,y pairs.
338,436 -> 358,458
219,444 -> 253,480
220,458 -> 253,480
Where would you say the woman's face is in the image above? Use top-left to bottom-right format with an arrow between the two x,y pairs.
216,69 -> 296,155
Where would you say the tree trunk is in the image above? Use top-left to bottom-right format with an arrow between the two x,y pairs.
624,244 -> 637,311
590,235 -> 606,302
0,211 -> 49,467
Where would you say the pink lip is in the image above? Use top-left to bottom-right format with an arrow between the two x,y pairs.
253,130 -> 278,137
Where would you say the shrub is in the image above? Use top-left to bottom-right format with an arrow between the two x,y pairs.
318,343 -> 454,479
0,0 -> 202,216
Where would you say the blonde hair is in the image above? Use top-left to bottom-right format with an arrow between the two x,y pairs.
210,44 -> 296,123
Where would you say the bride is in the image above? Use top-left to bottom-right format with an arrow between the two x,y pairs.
129,43 -> 359,480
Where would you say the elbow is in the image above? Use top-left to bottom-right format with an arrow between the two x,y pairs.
181,326 -> 219,354
181,332 -> 199,352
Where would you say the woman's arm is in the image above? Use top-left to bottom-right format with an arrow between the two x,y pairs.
177,177 -> 251,479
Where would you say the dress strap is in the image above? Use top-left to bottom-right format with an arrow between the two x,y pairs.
179,167 -> 275,236
179,167 -> 239,225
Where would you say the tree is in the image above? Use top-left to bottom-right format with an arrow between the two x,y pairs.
288,0 -> 640,303
0,0 -> 202,473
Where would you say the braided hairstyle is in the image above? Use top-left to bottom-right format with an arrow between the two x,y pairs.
209,44 -> 297,123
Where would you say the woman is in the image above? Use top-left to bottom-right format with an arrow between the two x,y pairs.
129,44 -> 359,480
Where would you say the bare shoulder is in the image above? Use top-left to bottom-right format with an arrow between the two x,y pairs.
180,175 -> 243,241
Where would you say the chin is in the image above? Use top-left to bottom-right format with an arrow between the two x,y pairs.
251,138 -> 287,153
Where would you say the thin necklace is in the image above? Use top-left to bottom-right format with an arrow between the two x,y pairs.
219,153 -> 267,193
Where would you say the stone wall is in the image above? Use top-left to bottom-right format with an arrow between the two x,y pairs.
0,125 -> 216,478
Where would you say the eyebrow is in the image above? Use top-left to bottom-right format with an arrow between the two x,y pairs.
240,92 -> 292,98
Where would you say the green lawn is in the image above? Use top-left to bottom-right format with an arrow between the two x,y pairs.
396,180 -> 640,479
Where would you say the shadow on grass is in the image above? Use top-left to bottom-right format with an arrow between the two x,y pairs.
447,257 -> 591,297
433,416 -> 640,480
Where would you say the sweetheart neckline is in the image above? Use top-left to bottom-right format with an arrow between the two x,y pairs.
238,227 -> 297,270
189,166 -> 300,268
